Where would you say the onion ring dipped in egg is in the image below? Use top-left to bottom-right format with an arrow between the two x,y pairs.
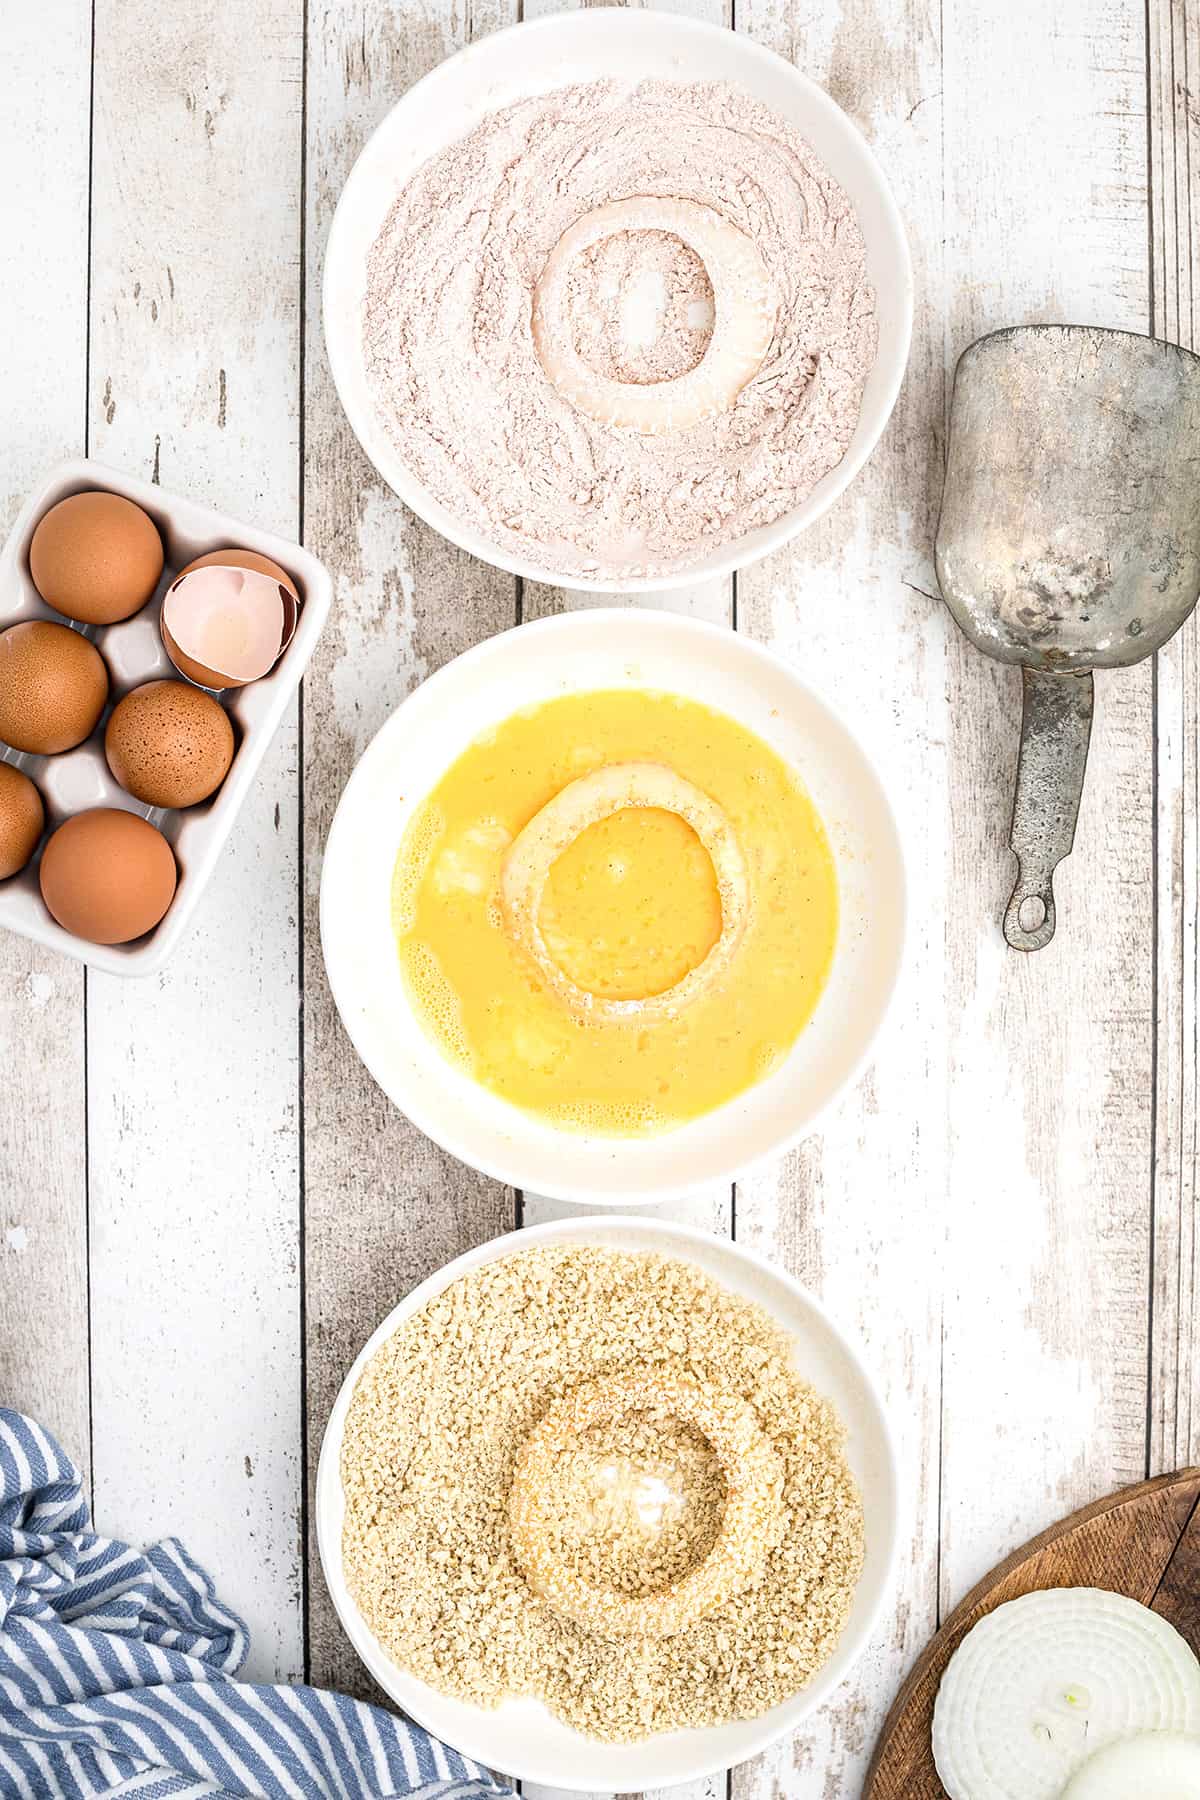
391,689 -> 839,1133
499,760 -> 751,1021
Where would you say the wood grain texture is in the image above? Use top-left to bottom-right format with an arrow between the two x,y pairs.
1148,0 -> 1200,1476
864,1469 -> 1200,1798
936,0 -> 1154,1617
0,0 -> 92,1487
83,0 -> 305,1683
729,1 -> 946,1795
301,0 -> 519,1698
1151,1472 -> 1200,1643
3,2 -> 1199,1797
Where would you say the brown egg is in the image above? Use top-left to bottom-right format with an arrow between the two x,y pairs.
0,620 -> 109,754
106,680 -> 234,808
30,490 -> 165,625
0,763 -> 45,879
162,547 -> 299,689
40,808 -> 177,944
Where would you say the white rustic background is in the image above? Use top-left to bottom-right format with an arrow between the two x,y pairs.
1,0 -> 1197,1796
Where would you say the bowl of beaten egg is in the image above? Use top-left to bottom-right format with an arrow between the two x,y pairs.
320,610 -> 904,1202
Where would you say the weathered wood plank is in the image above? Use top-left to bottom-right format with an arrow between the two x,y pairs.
84,0 -> 305,1683
0,0 -> 92,1490
935,0 -> 1152,1613
1147,0 -> 1200,1476
729,3 -> 946,1795
301,0 -> 519,1696
4,9 -> 1191,1800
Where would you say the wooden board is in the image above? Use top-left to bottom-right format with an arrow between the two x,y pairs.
865,1469 -> 1200,1798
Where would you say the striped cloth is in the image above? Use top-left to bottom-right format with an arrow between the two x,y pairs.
0,1410 -> 510,1800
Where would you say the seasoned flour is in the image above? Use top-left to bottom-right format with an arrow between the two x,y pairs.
363,79 -> 877,579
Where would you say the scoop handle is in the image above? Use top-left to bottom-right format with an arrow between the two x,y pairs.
1003,667 -> 1094,951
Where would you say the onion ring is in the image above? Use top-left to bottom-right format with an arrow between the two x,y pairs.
508,1369 -> 782,1640
498,761 -> 750,1020
531,196 -> 776,436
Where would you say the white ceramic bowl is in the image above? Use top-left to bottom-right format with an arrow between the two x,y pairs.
320,608 -> 905,1204
316,1214 -> 899,1789
323,8 -> 912,593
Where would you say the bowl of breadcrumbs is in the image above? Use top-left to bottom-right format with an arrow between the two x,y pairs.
316,1216 -> 898,1789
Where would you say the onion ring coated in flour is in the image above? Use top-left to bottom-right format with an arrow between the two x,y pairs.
499,760 -> 750,1021
508,1368 -> 783,1639
532,197 -> 776,435
362,79 -> 877,579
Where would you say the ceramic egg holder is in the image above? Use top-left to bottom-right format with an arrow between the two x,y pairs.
0,459 -> 331,975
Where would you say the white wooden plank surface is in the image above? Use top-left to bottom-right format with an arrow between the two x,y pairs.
82,0 -> 305,1684
729,2 -> 946,1793
0,0 -> 92,1486
1148,0 -> 1200,1475
935,0 -> 1154,1613
1,1 -> 1198,1796
302,0 -> 519,1697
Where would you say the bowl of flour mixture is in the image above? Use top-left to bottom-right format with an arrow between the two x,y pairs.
324,9 -> 911,590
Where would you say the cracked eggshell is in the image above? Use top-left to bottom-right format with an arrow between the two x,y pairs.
161,548 -> 300,690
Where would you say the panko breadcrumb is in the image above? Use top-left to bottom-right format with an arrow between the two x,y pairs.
508,1368 -> 784,1639
340,1245 -> 864,1742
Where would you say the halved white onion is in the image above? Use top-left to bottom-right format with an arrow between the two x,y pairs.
531,196 -> 775,436
499,760 -> 749,1022
1061,1732 -> 1200,1798
932,1588 -> 1200,1800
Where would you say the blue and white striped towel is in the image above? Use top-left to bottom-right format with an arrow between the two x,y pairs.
0,1410 -> 511,1800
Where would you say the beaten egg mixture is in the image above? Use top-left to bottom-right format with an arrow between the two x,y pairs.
391,690 -> 837,1132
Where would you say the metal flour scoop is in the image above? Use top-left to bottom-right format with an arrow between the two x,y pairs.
936,324 -> 1200,950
